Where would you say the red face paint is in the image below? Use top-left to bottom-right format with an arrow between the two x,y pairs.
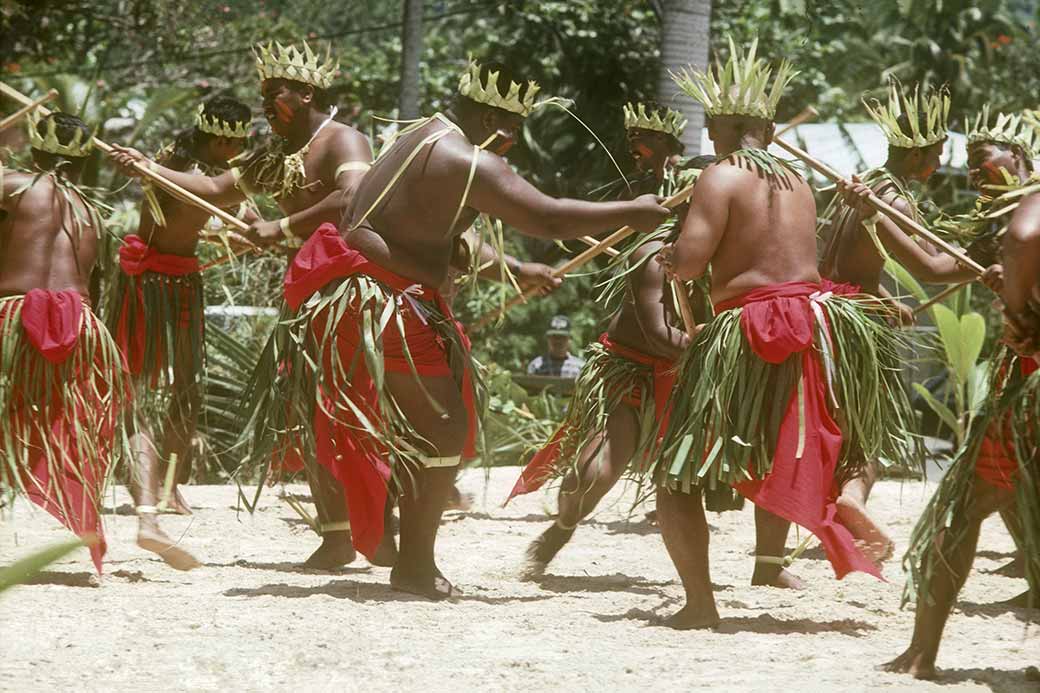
981,160 -> 1002,184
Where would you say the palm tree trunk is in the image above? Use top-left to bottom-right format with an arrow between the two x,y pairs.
398,0 -> 424,120
656,0 -> 712,156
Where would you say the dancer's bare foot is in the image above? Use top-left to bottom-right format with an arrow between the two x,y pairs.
390,566 -> 458,601
302,531 -> 356,569
880,646 -> 937,680
369,529 -> 398,568
160,486 -> 193,516
137,520 -> 201,571
520,524 -> 574,580
751,564 -> 806,590
836,493 -> 894,564
663,603 -> 720,630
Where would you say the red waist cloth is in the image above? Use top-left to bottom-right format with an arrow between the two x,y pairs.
114,234 -> 201,376
506,334 -> 676,503
4,290 -> 112,572
715,280 -> 880,580
976,356 -> 1039,490
284,223 -> 477,558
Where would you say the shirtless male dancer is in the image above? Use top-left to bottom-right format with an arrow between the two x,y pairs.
654,38 -> 919,629
108,96 -> 253,571
112,41 -> 374,569
0,112 -> 130,572
508,102 -> 706,576
242,59 -> 668,599
822,84 -> 998,560
884,108 -> 1040,680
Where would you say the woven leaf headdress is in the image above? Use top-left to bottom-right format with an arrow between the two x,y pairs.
254,40 -> 338,90
457,59 -> 542,117
622,102 -> 687,139
966,106 -> 1037,159
669,36 -> 797,120
863,81 -> 950,149
195,104 -> 251,139
26,110 -> 93,158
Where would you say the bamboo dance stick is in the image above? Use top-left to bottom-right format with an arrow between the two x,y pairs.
772,135 -> 985,275
0,89 -> 58,133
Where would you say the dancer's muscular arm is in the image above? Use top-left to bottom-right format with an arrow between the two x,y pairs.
458,233 -> 561,293
631,241 -> 689,359
465,150 -> 667,239
865,196 -> 977,283
671,164 -> 732,280
109,144 -> 247,208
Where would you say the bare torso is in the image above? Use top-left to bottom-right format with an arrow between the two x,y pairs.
344,117 -> 479,288
608,240 -> 689,360
821,177 -> 906,294
0,170 -> 99,300
273,121 -> 358,216
708,159 -> 819,303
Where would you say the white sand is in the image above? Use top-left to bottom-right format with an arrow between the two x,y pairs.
1,469 -> 1036,692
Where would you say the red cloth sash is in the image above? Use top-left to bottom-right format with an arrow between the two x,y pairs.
114,235 -> 201,376
20,289 -> 83,364
283,223 -> 477,559
3,291 -> 114,572
715,280 -> 881,580
976,356 -> 1038,490
506,334 -> 676,503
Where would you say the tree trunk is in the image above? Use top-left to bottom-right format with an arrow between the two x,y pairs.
657,0 -> 712,156
398,0 -> 424,120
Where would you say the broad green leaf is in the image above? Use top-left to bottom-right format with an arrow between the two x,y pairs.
0,538 -> 88,594
932,304 -> 965,384
912,383 -> 960,437
958,312 -> 986,381
884,259 -> 929,302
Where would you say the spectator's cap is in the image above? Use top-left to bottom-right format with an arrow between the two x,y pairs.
546,315 -> 571,336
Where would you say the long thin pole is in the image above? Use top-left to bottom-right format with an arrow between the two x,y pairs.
912,280 -> 972,316
0,89 -> 58,133
474,182 -> 697,329
772,135 -> 984,275
0,82 -> 254,237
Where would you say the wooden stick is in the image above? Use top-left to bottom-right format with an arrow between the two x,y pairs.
912,280 -> 972,316
579,235 -> 620,257
772,136 -> 985,276
776,106 -> 818,137
0,89 -> 58,133
0,82 -> 255,240
474,182 -> 697,329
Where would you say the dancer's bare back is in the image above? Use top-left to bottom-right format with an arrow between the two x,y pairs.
673,154 -> 819,303
0,169 -> 98,298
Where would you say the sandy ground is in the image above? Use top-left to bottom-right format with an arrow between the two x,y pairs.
1,469 -> 1037,693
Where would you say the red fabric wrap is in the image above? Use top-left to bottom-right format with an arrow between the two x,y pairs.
3,291 -> 117,572
506,334 -> 676,503
20,289 -> 83,364
976,356 -> 1038,490
715,280 -> 881,580
114,234 -> 201,376
283,223 -> 477,558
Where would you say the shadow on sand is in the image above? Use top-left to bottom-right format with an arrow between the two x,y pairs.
534,572 -> 671,596
205,559 -> 373,576
933,667 -> 1040,693
594,608 -> 877,637
222,579 -> 553,605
